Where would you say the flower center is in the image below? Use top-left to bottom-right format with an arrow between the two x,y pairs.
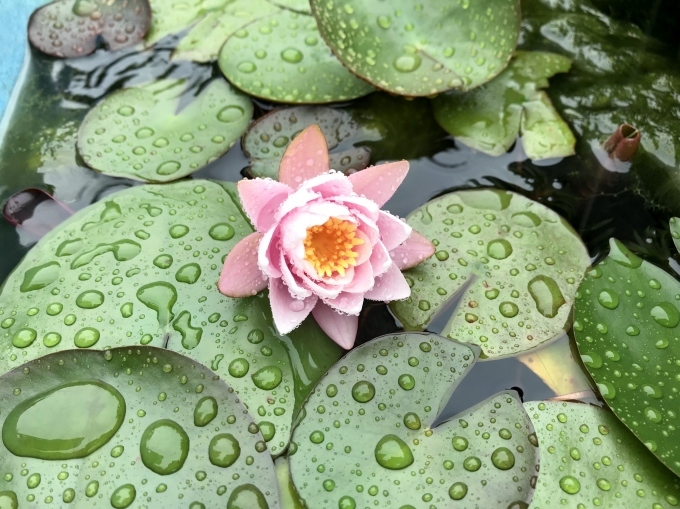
304,217 -> 364,277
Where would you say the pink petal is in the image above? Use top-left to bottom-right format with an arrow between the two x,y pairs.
377,210 -> 412,251
218,233 -> 268,297
269,278 -> 318,334
325,292 -> 364,315
237,179 -> 291,232
279,125 -> 330,189
331,194 -> 380,222
390,230 -> 436,270
280,251 -> 312,299
365,263 -> 411,302
299,171 -> 353,198
348,160 -> 409,207
258,228 -> 282,278
353,229 -> 373,266
369,241 -> 392,278
312,302 -> 359,349
343,261 -> 374,294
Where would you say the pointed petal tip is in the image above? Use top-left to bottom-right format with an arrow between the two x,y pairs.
391,230 -> 436,270
348,160 -> 410,207
312,303 -> 358,350
217,233 -> 268,297
279,124 -> 330,189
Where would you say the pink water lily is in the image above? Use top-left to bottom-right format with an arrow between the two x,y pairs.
218,125 -> 435,349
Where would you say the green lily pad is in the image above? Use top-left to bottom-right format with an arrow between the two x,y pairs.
432,51 -> 576,160
78,78 -> 253,183
290,333 -> 539,508
172,0 -> 281,62
28,0 -> 152,58
573,238 -> 680,476
526,400 -> 680,508
218,10 -> 374,103
0,180 -> 342,456
243,106 -> 375,179
390,189 -> 590,359
0,346 -> 279,508
145,0 -> 228,46
309,0 -> 521,96
267,0 -> 310,13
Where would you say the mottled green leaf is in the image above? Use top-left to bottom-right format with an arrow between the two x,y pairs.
526,400 -> 680,508
309,0 -> 520,96
0,346 -> 279,508
290,333 -> 539,508
172,0 -> 281,62
432,51 -> 575,160
78,78 -> 252,183
0,180 -> 342,456
574,238 -> 680,476
219,10 -> 373,103
146,0 -> 229,46
390,189 -> 590,359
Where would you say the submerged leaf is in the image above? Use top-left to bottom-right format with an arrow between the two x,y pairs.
219,10 -> 373,103
0,347 -> 279,507
527,400 -> 680,508
78,78 -> 253,183
310,0 -> 521,96
390,189 -> 590,358
432,51 -> 575,160
574,238 -> 680,476
290,333 -> 539,508
28,0 -> 152,58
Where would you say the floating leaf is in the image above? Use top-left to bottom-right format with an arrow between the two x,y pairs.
390,189 -> 590,358
267,0 -> 310,14
574,238 -> 680,475
433,51 -> 575,160
526,400 -> 680,508
290,333 -> 539,508
309,0 -> 521,96
0,180 -> 342,456
243,106 -> 375,179
28,0 -> 152,58
218,10 -> 374,103
78,78 -> 253,183
0,346 -> 279,508
145,0 -> 222,46
172,0 -> 281,63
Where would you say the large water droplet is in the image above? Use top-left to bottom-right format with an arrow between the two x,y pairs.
218,106 -> 245,123
20,262 -> 60,292
393,54 -> 422,72
651,302 -> 680,328
209,223 -> 235,241
226,484 -> 269,509
352,381 -> 375,403
136,282 -> 177,326
140,420 -> 189,475
74,327 -> 100,348
157,161 -> 181,176
0,491 -> 17,509
559,475 -> 581,494
252,366 -> 283,390
597,289 -> 619,310
12,328 -> 37,348
490,447 -> 515,470
281,48 -> 303,63
228,358 -> 250,378
209,434 -> 241,468
528,275 -> 565,318
194,396 -> 218,427
403,412 -> 421,430
2,381 -> 124,459
176,263 -> 201,284
511,211 -> 542,227
110,484 -> 136,509
76,290 -> 104,309
374,434 -> 414,470
487,239 -> 513,260
449,482 -> 467,500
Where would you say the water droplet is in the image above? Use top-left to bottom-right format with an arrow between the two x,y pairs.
110,484 -> 136,508
597,290 -> 619,309
252,366 -> 283,390
487,239 -> 513,260
452,436 -> 468,451
569,447 -> 581,460
374,434 -> 414,470
650,302 -> 680,327
463,456 -> 481,471
398,374 -> 415,391
20,262 -> 60,292
644,406 -> 663,424
74,327 -> 100,348
491,447 -> 515,470
76,290 -> 104,309
449,482 -> 468,500
597,381 -> 616,400
169,224 -> 189,239
281,48 -> 303,63
86,481 -> 99,497
217,106 -> 245,123
140,420 -> 189,475
136,282 -> 177,326
499,301 -> 519,318
352,381 -> 375,403
528,275 -> 565,318
596,478 -> 611,491
559,475 -> 581,494
156,161 -> 181,176
403,412 -> 421,430
238,61 -> 256,73
175,263 -> 201,284
12,328 -> 37,348
228,358 -> 250,378
393,54 -> 422,72
194,396 -> 218,427
226,484 -> 269,509
209,223 -> 235,241
209,433 -> 241,468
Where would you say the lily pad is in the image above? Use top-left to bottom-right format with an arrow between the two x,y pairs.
145,0 -> 227,46
309,0 -> 521,96
218,10 -> 374,103
290,333 -> 539,508
390,189 -> 590,359
243,106 -> 374,179
28,0 -> 152,58
573,238 -> 680,476
0,346 -> 279,508
78,78 -> 253,183
432,51 -> 576,160
526,400 -> 680,508
0,180 -> 342,456
172,0 -> 281,62
267,0 -> 310,14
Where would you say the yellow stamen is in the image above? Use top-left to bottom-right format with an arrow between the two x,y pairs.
304,217 -> 364,277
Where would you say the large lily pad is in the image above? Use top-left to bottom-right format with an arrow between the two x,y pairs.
218,10 -> 374,103
573,238 -> 680,476
390,189 -> 591,359
0,346 -> 279,508
309,0 -> 521,96
78,78 -> 253,183
290,333 -> 539,508
172,0 -> 281,62
0,180 -> 343,456
432,51 -> 576,161
28,0 -> 152,58
526,400 -> 680,508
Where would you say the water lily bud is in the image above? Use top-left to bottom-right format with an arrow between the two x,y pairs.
603,124 -> 641,162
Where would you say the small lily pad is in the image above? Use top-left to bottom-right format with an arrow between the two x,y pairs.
309,0 -> 521,96
0,180 -> 343,456
390,189 -> 590,359
172,0 -> 281,62
0,347 -> 279,508
29,0 -> 152,58
433,51 -> 576,160
290,333 -> 539,508
574,238 -> 680,476
218,10 -> 374,103
526,400 -> 680,508
243,106 -> 374,179
78,78 -> 253,182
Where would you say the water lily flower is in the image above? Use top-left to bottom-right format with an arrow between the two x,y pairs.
219,125 -> 435,349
